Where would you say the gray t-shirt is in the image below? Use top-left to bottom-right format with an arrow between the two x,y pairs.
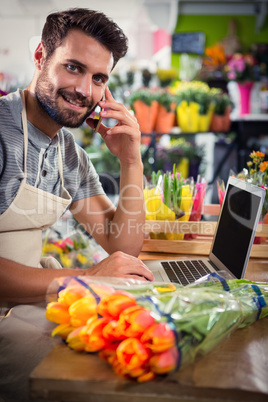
0,90 -> 104,215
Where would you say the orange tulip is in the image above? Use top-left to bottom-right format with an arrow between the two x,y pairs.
66,326 -> 87,351
141,322 -> 176,353
117,305 -> 156,338
116,338 -> 150,371
80,316 -> 110,352
112,358 -> 129,378
137,370 -> 156,382
98,292 -> 137,320
58,286 -> 90,306
99,343 -> 119,365
149,346 -> 179,374
69,295 -> 97,327
46,301 -> 70,324
102,320 -> 126,341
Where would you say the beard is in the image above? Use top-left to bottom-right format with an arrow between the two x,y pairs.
35,63 -> 96,128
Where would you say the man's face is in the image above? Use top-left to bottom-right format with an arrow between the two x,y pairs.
35,29 -> 113,128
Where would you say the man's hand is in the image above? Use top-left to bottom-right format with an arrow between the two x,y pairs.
85,251 -> 154,282
86,87 -> 141,166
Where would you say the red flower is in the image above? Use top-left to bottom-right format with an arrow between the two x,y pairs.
117,305 -> 156,338
149,346 -> 179,374
98,292 -> 137,320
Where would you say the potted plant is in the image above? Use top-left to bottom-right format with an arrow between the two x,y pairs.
210,93 -> 234,132
171,81 -> 215,133
154,89 -> 177,134
127,88 -> 159,141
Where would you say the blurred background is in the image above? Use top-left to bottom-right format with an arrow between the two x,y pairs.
1,0 -> 268,202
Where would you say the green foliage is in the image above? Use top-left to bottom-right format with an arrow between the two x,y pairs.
213,93 -> 234,116
127,88 -> 158,109
156,90 -> 177,112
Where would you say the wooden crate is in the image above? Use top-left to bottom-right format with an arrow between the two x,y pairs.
142,204 -> 268,258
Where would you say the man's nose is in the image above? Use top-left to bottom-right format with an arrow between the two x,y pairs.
75,75 -> 92,98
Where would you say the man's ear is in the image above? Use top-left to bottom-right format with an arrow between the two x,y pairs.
34,42 -> 46,70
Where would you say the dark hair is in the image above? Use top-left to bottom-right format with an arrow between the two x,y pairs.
41,8 -> 128,68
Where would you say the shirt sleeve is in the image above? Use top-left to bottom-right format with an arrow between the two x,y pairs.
72,145 -> 105,202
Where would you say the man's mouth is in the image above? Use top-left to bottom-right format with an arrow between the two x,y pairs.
61,93 -> 87,108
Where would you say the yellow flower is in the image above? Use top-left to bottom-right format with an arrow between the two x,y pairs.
66,327 -> 87,351
69,295 -> 98,327
46,302 -> 70,324
77,253 -> 88,265
60,254 -> 73,268
51,323 -> 75,340
42,244 -> 62,255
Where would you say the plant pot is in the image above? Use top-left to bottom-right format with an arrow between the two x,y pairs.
176,101 -> 200,133
198,114 -> 211,132
154,103 -> 176,134
133,100 -> 158,144
210,114 -> 224,132
210,106 -> 232,132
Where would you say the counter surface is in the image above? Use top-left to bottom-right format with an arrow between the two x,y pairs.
30,255 -> 268,402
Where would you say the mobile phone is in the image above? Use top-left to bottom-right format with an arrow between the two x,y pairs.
94,94 -> 105,133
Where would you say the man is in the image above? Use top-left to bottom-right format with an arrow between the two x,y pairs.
0,8 -> 153,400
0,8 -> 154,305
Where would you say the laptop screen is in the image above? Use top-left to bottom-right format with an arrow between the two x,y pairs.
210,178 -> 264,278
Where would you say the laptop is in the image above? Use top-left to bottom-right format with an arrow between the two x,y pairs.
144,176 -> 266,285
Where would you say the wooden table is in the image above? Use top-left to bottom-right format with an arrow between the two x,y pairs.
30,254 -> 268,402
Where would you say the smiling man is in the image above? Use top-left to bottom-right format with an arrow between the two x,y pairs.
0,8 -> 153,303
0,9 -> 153,400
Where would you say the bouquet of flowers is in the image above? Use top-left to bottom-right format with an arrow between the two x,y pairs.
42,229 -> 108,269
46,273 -> 268,383
224,53 -> 256,82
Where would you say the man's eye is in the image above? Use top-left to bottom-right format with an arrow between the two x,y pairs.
67,64 -> 78,73
93,75 -> 105,85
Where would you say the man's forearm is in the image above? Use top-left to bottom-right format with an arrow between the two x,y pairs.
108,160 -> 145,256
0,257 -> 83,303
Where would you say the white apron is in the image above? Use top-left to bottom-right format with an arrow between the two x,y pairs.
0,90 -> 72,268
0,91 -> 72,401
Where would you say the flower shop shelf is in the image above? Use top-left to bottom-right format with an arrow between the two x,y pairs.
142,204 -> 268,258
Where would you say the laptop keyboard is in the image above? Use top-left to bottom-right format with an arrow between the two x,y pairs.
161,259 -> 218,286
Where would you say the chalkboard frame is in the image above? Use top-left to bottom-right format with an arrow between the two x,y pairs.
172,32 -> 205,55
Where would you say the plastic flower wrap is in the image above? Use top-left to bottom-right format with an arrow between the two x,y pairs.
46,273 -> 268,382
42,229 -> 108,269
144,165 -> 194,240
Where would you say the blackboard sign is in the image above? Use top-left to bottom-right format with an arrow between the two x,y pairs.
172,32 -> 205,55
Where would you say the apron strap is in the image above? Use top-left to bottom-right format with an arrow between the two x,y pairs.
57,143 -> 65,188
21,90 -> 28,177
